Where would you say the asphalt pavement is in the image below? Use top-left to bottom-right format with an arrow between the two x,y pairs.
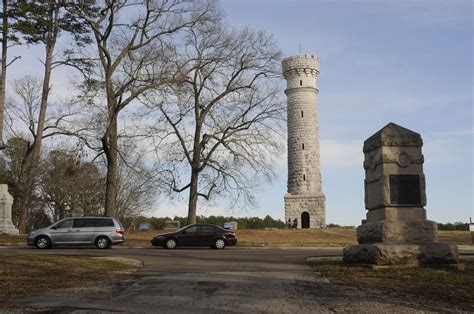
1,246 -> 471,313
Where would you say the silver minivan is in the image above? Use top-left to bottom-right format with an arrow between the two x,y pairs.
27,217 -> 125,249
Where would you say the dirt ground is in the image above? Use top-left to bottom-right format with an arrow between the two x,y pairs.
309,259 -> 474,312
0,254 -> 140,309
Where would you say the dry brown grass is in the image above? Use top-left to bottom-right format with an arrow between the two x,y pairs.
0,235 -> 26,247
311,259 -> 474,311
437,230 -> 473,245
1,228 -> 471,248
234,228 -> 358,247
0,254 -> 137,308
121,228 -> 358,247
128,228 -> 472,247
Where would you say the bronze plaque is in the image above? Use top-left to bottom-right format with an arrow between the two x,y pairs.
389,175 -> 421,205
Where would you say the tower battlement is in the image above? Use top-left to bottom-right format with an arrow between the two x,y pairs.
282,54 -> 320,79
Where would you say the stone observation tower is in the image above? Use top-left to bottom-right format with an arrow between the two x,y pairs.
283,54 -> 326,229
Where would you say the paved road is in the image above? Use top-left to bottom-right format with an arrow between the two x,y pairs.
1,246 -> 465,313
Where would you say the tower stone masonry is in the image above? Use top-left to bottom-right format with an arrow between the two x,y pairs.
283,54 -> 326,229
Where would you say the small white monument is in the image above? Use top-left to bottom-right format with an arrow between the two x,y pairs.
0,184 -> 19,235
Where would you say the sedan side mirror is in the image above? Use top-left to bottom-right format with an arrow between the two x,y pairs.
51,226 -> 57,230
181,230 -> 186,234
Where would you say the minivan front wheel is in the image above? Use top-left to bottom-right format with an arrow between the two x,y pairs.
35,236 -> 51,249
95,236 -> 111,249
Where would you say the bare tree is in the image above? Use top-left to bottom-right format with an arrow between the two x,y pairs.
5,75 -> 83,230
65,0 -> 216,217
0,0 -> 21,149
114,142 -> 156,228
10,1 -> 91,233
143,16 -> 284,224
40,148 -> 106,221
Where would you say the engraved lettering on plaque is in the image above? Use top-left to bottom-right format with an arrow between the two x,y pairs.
389,174 -> 421,205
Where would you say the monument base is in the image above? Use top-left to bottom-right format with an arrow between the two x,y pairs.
357,219 -> 437,244
0,219 -> 19,235
343,242 -> 459,266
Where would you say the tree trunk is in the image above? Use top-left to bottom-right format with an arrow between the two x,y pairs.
187,167 -> 199,225
0,0 -> 8,149
18,8 -> 57,233
103,113 -> 118,217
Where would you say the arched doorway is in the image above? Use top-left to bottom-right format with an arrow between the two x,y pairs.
301,212 -> 310,229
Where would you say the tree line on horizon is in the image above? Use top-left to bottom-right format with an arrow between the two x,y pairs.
116,216 -> 472,231
0,0 -> 285,232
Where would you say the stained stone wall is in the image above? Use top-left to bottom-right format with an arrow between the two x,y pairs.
283,54 -> 326,228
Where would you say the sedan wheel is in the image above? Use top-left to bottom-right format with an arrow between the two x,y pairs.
95,236 -> 111,249
165,238 -> 177,249
214,238 -> 226,250
35,236 -> 51,249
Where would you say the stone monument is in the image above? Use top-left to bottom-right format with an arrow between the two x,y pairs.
343,123 -> 459,265
0,184 -> 19,235
283,54 -> 326,229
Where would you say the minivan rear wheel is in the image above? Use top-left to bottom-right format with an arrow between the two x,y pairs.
95,236 -> 111,249
35,236 -> 51,249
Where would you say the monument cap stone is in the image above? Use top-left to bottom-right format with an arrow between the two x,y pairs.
363,122 -> 423,153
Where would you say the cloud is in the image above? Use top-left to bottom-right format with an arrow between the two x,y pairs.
320,139 -> 362,168
394,1 -> 471,26
423,128 -> 473,167
428,129 -> 474,137
151,200 -> 245,218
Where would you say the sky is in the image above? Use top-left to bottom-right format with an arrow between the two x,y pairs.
6,0 -> 473,225
173,0 -> 472,225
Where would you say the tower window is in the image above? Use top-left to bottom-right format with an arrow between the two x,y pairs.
303,174 -> 306,181
301,111 -> 304,118
302,143 -> 305,150
299,80 -> 302,86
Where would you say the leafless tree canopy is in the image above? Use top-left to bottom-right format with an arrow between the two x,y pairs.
64,0 -> 218,217
143,14 -> 285,223
0,1 -> 285,228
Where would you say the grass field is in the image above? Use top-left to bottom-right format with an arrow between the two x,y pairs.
0,228 -> 471,248
125,228 -> 473,247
